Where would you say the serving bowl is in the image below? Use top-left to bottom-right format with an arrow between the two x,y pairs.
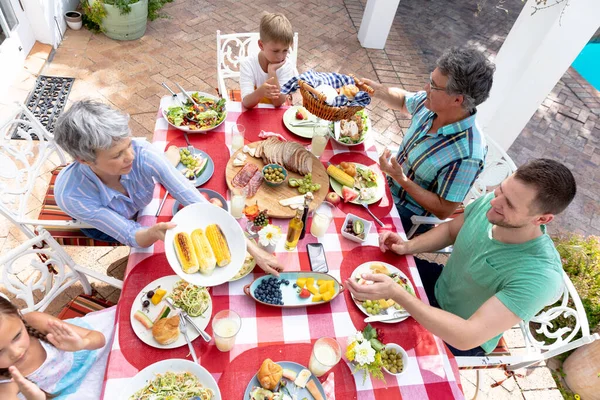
381,343 -> 409,376
262,164 -> 288,187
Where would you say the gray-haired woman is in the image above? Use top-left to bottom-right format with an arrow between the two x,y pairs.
363,46 -> 495,234
54,100 -> 283,275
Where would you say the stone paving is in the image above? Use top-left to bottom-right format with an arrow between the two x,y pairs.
3,0 -> 599,398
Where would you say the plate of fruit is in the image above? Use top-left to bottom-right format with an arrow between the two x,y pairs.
172,188 -> 227,216
282,105 -> 326,139
244,272 -> 343,308
176,147 -> 214,187
327,162 -> 385,205
350,261 -> 416,323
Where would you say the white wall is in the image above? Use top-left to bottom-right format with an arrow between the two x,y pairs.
22,0 -> 76,48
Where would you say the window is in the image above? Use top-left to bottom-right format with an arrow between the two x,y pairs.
0,0 -> 17,45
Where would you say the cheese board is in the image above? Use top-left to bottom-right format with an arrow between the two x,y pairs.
225,140 -> 329,218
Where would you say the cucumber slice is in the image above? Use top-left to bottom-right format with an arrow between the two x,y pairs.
353,219 -> 365,235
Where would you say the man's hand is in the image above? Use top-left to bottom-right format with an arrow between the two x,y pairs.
379,148 -> 408,185
267,60 -> 286,75
346,273 -> 401,302
46,320 -> 88,352
260,77 -> 281,100
361,78 -> 385,99
9,366 -> 45,400
379,231 -> 411,255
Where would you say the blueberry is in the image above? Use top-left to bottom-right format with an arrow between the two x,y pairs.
293,283 -> 298,288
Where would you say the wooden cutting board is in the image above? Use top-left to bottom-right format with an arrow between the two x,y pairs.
225,141 -> 329,218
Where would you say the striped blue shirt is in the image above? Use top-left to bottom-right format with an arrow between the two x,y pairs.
389,91 -> 486,216
55,139 -> 205,247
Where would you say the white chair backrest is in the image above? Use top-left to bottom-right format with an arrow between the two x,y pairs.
0,229 -> 92,313
0,102 -> 69,238
216,30 -> 299,100
520,271 -> 590,352
464,135 -> 517,205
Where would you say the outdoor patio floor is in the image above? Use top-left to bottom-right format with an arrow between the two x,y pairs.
3,0 -> 598,398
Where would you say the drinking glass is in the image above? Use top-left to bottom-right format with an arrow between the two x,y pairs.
212,310 -> 241,352
308,337 -> 341,377
310,210 -> 332,238
310,120 -> 328,158
230,190 -> 246,219
231,124 -> 246,153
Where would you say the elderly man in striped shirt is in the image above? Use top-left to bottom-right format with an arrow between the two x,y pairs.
365,47 -> 495,233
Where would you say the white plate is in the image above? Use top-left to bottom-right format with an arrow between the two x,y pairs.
176,147 -> 215,187
242,361 -> 326,400
328,112 -> 372,146
350,261 -> 415,323
160,91 -> 227,133
123,359 -> 221,400
282,106 -> 326,138
129,275 -> 212,349
164,203 -> 247,287
329,162 -> 385,205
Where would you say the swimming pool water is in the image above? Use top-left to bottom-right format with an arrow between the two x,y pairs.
572,43 -> 600,91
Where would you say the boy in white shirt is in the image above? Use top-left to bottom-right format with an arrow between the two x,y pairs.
240,13 -> 296,108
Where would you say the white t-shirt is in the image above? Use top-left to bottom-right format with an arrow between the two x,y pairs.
239,52 -> 296,101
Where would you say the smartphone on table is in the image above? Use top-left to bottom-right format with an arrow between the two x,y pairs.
306,243 -> 329,273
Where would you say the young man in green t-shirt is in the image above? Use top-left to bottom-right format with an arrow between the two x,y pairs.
347,159 -> 577,356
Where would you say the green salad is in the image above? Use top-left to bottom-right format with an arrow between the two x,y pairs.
166,92 -> 226,130
129,371 -> 214,400
167,280 -> 210,317
331,109 -> 369,144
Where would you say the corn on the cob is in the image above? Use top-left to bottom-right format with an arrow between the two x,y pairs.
174,232 -> 199,274
206,224 -> 231,267
191,228 -> 217,275
327,165 -> 355,187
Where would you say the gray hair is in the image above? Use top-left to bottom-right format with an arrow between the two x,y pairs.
54,100 -> 131,162
436,47 -> 495,112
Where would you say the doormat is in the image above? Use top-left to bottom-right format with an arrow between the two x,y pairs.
11,75 -> 75,140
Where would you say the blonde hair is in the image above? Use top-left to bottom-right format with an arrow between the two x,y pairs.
259,12 -> 293,46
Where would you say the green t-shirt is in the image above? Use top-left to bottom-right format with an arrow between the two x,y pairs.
434,192 -> 564,353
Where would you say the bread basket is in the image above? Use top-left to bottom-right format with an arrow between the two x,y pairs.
298,74 -> 374,121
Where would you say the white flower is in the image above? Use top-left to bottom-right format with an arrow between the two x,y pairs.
258,224 -> 282,247
354,340 -> 376,365
354,331 -> 365,343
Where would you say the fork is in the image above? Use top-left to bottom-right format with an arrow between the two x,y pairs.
178,314 -> 199,363
166,297 -> 211,342
360,202 -> 384,227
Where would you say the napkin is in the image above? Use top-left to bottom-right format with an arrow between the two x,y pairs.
323,372 -> 336,400
258,130 -> 288,141
280,70 -> 372,108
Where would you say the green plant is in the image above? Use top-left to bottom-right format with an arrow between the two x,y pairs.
81,0 -> 106,32
148,0 -> 173,21
80,0 -> 173,31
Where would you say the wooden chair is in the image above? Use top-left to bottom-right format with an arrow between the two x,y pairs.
457,271 -> 599,398
0,228 -> 122,318
0,102 -> 123,246
216,30 -> 299,102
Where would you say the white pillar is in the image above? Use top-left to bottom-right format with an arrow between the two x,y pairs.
476,0 -> 600,151
357,0 -> 401,50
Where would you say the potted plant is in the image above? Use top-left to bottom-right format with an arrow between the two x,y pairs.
81,0 -> 172,40
549,234 -> 600,399
64,11 -> 83,30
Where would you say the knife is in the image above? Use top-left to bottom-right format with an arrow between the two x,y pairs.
364,311 -> 410,323
165,297 -> 212,342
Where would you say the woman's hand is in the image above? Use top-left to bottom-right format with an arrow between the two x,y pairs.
346,273 -> 401,302
9,366 -> 45,400
253,247 -> 284,276
379,148 -> 407,185
379,231 -> 411,255
46,320 -> 88,352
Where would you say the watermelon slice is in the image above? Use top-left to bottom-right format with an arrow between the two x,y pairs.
342,186 -> 359,202
193,156 -> 208,176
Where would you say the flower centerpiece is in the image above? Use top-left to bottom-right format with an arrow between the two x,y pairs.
346,324 -> 386,383
257,224 -> 282,253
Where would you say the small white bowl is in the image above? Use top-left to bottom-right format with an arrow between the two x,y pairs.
382,343 -> 409,376
341,213 -> 371,243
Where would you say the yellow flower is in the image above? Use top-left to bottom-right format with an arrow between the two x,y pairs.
346,341 -> 357,362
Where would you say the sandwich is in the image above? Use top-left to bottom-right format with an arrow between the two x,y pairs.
151,315 -> 180,345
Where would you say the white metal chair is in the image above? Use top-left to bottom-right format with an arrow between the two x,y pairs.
407,136 -> 518,241
216,30 -> 299,102
457,271 -> 599,397
1,228 -> 122,314
0,102 -> 96,241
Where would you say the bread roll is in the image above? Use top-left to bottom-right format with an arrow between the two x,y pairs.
257,358 -> 283,390
152,315 -> 180,345
340,84 -> 359,100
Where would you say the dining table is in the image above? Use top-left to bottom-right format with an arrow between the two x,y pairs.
101,98 -> 464,400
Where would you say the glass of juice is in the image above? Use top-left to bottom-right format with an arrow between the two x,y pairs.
230,189 -> 246,219
310,204 -> 333,238
309,337 -> 342,377
212,310 -> 241,352
231,124 -> 246,153
310,121 -> 328,158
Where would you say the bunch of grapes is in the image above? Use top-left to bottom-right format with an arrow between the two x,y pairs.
253,210 -> 269,228
288,173 -> 321,194
179,149 -> 199,169
362,299 -> 382,315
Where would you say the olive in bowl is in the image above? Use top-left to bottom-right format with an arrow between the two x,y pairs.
381,343 -> 408,376
262,164 -> 288,187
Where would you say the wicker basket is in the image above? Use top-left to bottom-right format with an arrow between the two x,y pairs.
298,74 -> 374,121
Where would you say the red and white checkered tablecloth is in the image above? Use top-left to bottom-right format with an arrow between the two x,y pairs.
101,100 -> 464,399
